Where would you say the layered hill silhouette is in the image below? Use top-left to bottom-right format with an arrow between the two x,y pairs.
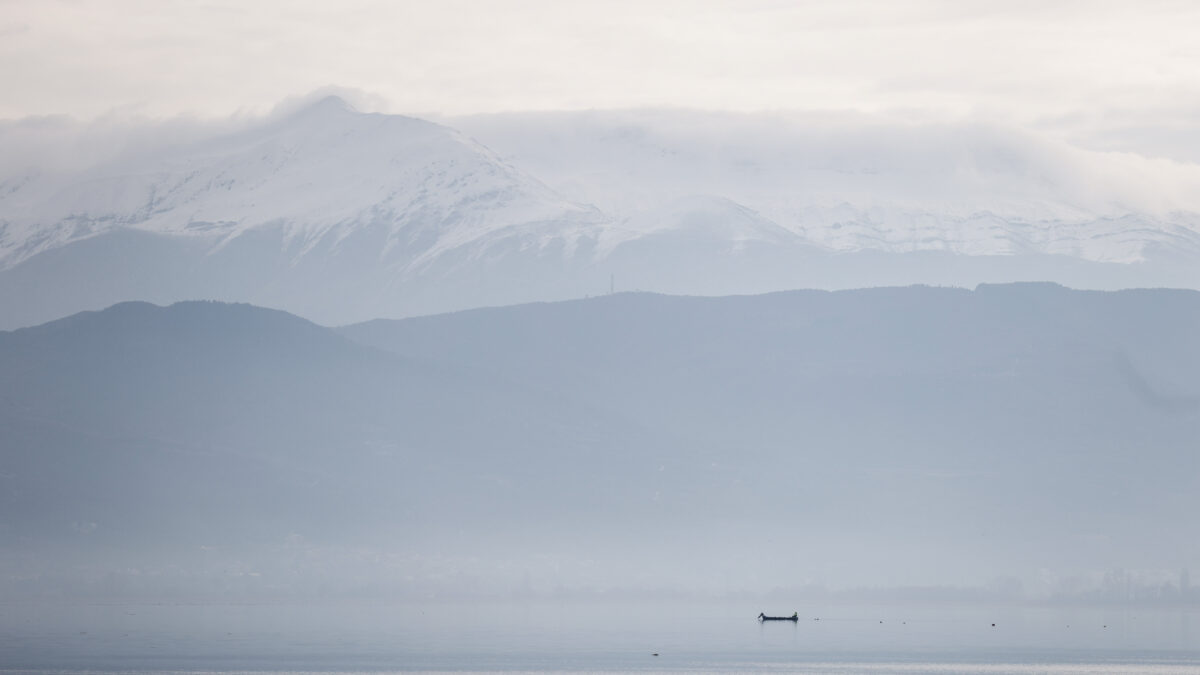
2,284 -> 1197,598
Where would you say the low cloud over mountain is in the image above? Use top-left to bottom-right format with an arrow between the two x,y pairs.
3,99 -> 1200,330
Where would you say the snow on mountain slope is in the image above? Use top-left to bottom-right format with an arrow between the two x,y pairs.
449,110 -> 1200,264
0,96 -> 607,272
596,194 -> 800,255
4,100 -> 1200,329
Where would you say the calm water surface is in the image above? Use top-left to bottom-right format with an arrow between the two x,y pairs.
2,600 -> 1198,673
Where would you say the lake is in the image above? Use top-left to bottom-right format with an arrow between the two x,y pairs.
2,599 -> 1198,673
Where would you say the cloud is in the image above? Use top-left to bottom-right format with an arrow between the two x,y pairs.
6,91 -> 1200,223
450,108 -> 1200,217
262,86 -> 393,120
0,86 -> 391,176
0,22 -> 30,38
4,0 -> 1200,140
0,114 -> 230,176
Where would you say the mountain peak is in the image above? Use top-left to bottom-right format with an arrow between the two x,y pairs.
282,94 -> 358,124
310,94 -> 355,112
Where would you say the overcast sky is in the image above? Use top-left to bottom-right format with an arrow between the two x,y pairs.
2,1 -> 1200,157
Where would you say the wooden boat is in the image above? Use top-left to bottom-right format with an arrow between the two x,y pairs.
758,612 -> 799,622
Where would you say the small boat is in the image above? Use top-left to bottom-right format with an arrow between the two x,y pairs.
758,612 -> 799,622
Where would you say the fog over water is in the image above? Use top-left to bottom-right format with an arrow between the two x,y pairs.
3,599 -> 1198,672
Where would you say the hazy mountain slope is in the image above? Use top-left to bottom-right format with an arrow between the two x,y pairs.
342,283 -> 1200,587
0,301 -> 676,595
5,286 -> 1199,598
3,298 -> 1198,595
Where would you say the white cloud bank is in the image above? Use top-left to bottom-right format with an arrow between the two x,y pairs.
2,0 -> 1200,159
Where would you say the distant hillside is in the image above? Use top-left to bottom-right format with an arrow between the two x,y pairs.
344,283 -> 1200,592
0,300 -> 664,597
2,285 -> 1198,599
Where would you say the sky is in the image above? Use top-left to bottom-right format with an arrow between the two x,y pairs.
3,0 -> 1200,159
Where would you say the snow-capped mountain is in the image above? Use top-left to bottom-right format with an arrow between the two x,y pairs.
451,109 -> 1200,264
2,98 -> 1200,329
0,97 -> 624,327
0,96 -> 605,272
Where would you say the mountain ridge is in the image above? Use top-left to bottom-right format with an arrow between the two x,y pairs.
0,96 -> 606,271
450,109 -> 1200,262
4,285 -> 1198,598
3,98 -> 1200,329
